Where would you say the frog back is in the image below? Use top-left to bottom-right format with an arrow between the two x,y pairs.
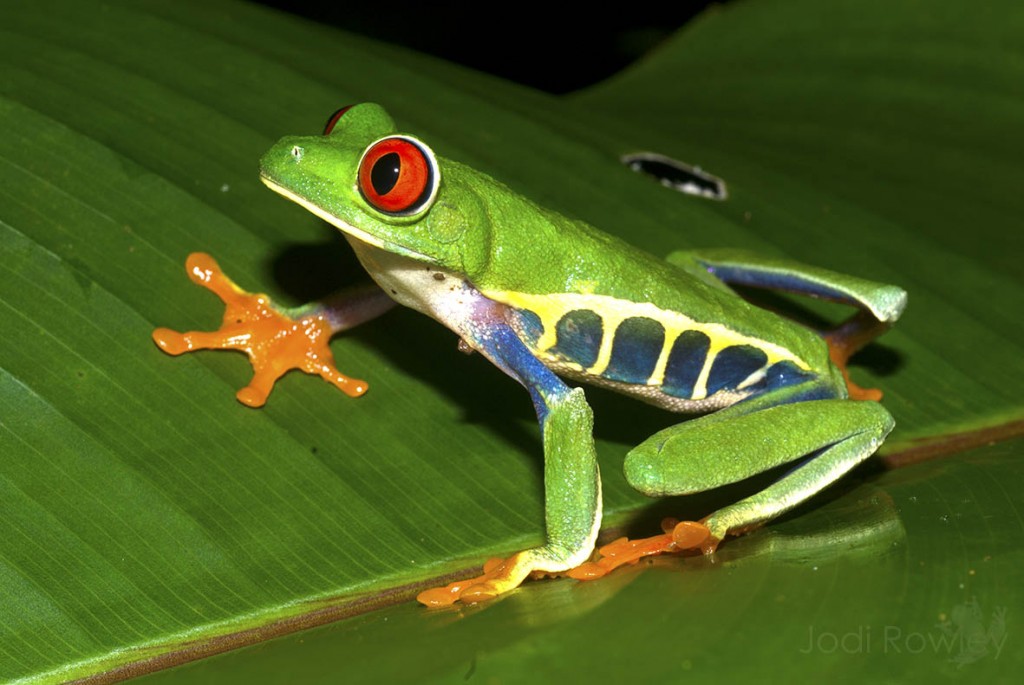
470,199 -> 832,411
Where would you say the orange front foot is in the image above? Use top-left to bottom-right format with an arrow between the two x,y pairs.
567,519 -> 718,581
418,554 -> 537,608
153,252 -> 367,407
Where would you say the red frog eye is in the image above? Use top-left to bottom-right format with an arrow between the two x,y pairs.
323,105 -> 353,135
358,136 -> 438,215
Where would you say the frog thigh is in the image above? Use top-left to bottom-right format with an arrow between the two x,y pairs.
668,248 -> 907,324
624,389 -> 894,539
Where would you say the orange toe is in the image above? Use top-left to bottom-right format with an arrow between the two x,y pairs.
154,253 -> 368,406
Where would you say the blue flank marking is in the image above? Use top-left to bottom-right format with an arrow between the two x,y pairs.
761,361 -> 818,392
662,330 -> 711,399
604,317 -> 665,384
552,309 -> 603,369
514,308 -> 544,347
705,345 -> 769,395
476,320 -> 568,425
742,361 -> 830,401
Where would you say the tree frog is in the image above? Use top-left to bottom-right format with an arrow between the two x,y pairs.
153,103 -> 906,607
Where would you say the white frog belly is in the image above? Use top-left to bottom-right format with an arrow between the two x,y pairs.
347,239 -> 488,342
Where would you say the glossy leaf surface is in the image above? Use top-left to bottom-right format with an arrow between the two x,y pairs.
0,0 -> 1020,681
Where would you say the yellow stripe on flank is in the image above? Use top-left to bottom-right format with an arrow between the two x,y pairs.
489,290 -> 810,387
534,320 -> 559,352
692,339 -> 730,400
737,368 -> 768,390
586,311 -> 628,376
648,329 -> 677,385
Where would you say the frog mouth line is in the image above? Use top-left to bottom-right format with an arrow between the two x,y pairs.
259,176 -> 431,261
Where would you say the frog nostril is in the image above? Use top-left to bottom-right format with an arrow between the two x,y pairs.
290,145 -> 304,162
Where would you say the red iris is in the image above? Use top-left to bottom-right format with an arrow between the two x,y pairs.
358,137 -> 433,215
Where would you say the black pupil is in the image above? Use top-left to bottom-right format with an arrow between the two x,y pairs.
370,152 -> 401,196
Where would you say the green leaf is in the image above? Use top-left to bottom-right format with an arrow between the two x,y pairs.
0,0 -> 1021,681
139,439 -> 1024,683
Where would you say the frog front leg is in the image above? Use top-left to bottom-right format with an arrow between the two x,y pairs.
153,253 -> 394,406
417,317 -> 602,607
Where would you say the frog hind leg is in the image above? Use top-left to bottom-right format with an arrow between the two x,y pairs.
574,383 -> 894,578
822,310 -> 896,401
668,248 -> 907,325
153,252 -> 394,406
417,314 -> 602,607
670,248 -> 906,400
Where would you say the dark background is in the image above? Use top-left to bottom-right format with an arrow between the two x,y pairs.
252,3 -> 718,94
